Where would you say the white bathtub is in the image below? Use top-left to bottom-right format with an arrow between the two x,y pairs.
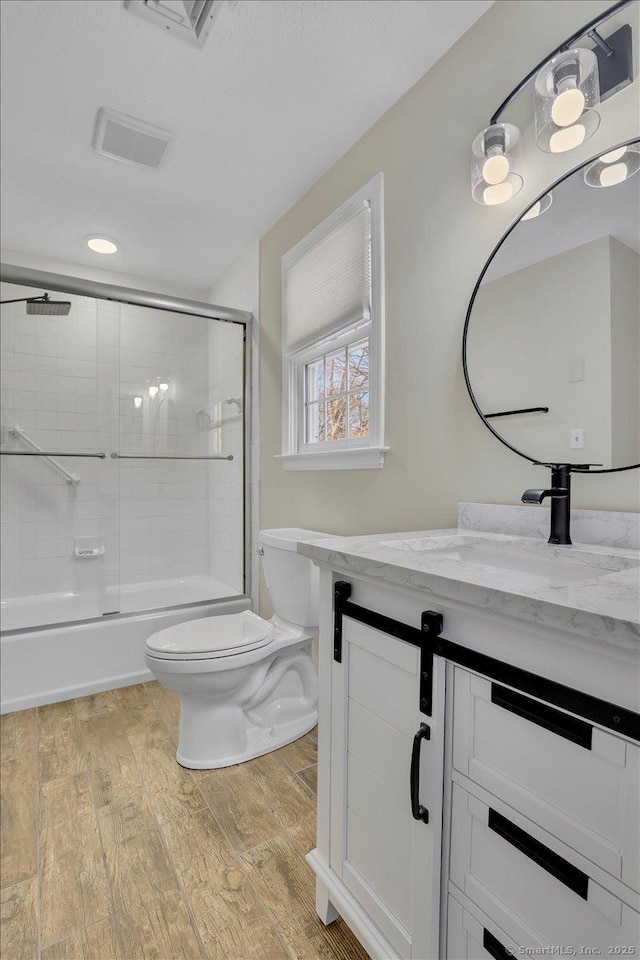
1,589 -> 250,713
0,574 -> 240,632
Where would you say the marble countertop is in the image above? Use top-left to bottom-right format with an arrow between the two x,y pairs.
299,528 -> 640,650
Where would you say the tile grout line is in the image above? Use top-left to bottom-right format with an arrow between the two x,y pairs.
73,693 -> 126,960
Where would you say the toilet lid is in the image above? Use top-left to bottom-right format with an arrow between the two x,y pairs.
146,610 -> 273,660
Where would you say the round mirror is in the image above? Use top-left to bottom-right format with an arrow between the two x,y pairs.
464,139 -> 640,473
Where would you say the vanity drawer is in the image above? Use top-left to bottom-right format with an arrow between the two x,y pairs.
452,667 -> 640,890
446,893 -> 536,959
449,783 -> 640,952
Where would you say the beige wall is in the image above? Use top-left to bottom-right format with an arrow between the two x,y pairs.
610,237 -> 640,466
470,237 -> 614,467
259,0 -> 640,566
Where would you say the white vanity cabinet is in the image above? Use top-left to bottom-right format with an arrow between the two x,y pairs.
326,615 -> 445,959
306,566 -> 640,960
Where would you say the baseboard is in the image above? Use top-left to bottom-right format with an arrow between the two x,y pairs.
1,668 -> 154,714
305,849 -> 400,960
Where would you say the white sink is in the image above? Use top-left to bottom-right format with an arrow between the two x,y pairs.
377,535 -> 639,587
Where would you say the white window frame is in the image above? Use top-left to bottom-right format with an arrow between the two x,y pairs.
278,173 -> 387,471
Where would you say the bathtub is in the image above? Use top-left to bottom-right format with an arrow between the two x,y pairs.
0,574 -> 241,632
1,581 -> 250,713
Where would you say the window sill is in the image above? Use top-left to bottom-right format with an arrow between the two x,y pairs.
276,446 -> 389,471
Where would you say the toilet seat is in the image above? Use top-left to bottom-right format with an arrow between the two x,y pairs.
146,610 -> 273,660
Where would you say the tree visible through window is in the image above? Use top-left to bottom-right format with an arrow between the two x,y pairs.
305,338 -> 370,443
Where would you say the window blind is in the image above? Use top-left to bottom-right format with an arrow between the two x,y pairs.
283,203 -> 371,352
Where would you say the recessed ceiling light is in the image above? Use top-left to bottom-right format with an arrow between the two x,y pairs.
86,236 -> 118,255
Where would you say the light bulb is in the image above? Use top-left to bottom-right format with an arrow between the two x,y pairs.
521,193 -> 553,221
482,153 -> 509,185
148,385 -> 159,398
133,396 -> 143,409
86,236 -> 118,255
522,201 -> 541,221
159,381 -> 169,392
549,123 -> 586,154
551,87 -> 585,127
599,162 -> 628,187
483,181 -> 514,206
600,147 -> 626,164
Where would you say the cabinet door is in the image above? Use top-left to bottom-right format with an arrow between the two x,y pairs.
330,616 -> 445,959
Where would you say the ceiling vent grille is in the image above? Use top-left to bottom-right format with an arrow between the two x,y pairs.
93,109 -> 173,169
123,0 -> 222,47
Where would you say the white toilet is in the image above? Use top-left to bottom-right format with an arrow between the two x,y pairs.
144,528 -> 330,769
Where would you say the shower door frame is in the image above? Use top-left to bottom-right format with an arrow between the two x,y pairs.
0,262 -> 254,620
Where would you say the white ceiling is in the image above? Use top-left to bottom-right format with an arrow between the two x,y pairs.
0,0 -> 492,296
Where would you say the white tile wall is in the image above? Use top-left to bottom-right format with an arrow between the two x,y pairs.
208,243 -> 260,610
1,282 -> 245,613
206,322 -> 245,594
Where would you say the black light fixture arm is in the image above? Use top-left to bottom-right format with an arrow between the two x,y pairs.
489,0 -> 635,125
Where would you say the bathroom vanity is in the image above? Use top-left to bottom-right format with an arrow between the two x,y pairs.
300,510 -> 640,959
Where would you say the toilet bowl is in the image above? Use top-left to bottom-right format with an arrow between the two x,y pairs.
145,528 -> 330,769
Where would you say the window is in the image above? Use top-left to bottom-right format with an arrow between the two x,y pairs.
279,174 -> 386,470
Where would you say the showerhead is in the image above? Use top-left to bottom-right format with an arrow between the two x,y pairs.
26,293 -> 71,316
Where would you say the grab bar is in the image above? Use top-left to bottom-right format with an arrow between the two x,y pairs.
3,425 -> 86,484
109,453 -> 234,460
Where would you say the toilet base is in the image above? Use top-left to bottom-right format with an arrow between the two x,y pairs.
176,709 -> 318,769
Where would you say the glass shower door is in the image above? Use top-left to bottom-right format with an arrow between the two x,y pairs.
0,284 -> 119,630
114,303 -> 245,615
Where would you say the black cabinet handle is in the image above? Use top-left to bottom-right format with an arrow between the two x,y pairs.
410,723 -> 430,823
491,683 -> 592,750
488,808 -> 589,899
483,929 -> 513,960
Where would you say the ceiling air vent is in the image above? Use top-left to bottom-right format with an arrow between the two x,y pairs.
93,108 -> 173,169
123,0 -> 223,47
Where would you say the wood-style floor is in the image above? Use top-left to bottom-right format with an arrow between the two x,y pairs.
0,682 -> 368,960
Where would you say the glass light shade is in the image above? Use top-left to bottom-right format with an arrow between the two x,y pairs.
148,385 -> 159,398
471,123 -> 523,206
583,144 -> 640,187
534,48 -> 600,153
521,192 -> 553,221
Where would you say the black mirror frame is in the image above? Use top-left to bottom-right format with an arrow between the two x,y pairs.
462,136 -> 640,475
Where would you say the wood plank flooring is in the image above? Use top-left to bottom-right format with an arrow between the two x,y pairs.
0,683 -> 368,960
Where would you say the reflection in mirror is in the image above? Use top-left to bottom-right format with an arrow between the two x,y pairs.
466,142 -> 639,470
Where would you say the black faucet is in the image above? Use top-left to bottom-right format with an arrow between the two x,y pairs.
522,463 -> 572,545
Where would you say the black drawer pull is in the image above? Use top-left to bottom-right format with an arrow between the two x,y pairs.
491,683 -> 592,749
483,929 -> 513,960
410,723 -> 430,823
488,808 -> 588,899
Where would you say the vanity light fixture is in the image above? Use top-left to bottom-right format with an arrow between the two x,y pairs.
133,396 -> 143,409
583,143 -> 640,186
148,385 -> 159,399
86,236 -> 119,255
534,49 -> 600,153
521,192 -> 553,220
159,381 -> 169,392
469,3 -> 635,207
471,123 -> 523,206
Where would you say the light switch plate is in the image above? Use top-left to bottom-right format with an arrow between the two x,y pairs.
570,428 -> 584,449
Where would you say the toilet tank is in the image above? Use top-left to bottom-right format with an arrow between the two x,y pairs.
259,528 -> 332,628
